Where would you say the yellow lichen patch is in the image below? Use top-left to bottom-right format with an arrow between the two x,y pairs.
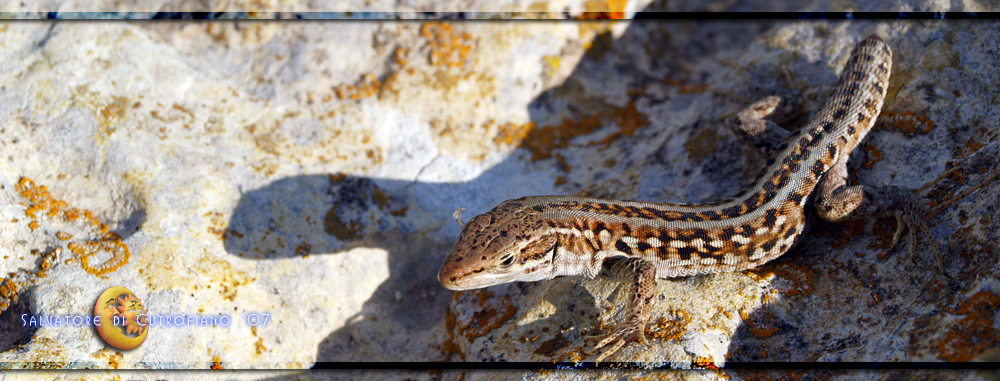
98,96 -> 130,139
196,251 -> 256,302
68,85 -> 136,145
150,103 -> 197,133
594,101 -> 650,146
431,117 -> 508,162
420,22 -> 475,68
334,74 -> 382,101
243,115 -> 379,174
134,238 -> 188,291
204,211 -> 228,239
493,122 -> 535,145
542,55 -> 561,78
16,177 -> 131,277
55,231 -> 73,240
937,290 -> 1000,361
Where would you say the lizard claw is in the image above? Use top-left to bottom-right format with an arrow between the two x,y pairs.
582,319 -> 648,362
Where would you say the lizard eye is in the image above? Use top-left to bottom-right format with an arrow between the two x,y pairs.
499,254 -> 515,267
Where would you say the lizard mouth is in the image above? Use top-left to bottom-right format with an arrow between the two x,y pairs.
438,264 -> 518,291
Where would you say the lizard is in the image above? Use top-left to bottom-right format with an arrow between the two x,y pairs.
437,35 -> 934,361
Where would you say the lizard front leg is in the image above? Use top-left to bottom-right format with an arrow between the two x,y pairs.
583,256 -> 658,361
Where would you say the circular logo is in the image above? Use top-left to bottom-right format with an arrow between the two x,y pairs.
94,286 -> 148,350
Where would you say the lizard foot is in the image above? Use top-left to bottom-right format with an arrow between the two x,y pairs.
885,189 -> 946,276
582,319 -> 648,362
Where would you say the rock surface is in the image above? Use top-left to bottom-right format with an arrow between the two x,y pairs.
1,2 -> 1000,381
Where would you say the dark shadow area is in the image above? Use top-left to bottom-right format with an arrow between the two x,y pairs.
0,291 -> 40,353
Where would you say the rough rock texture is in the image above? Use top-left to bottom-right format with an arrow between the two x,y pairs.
2,3 -> 1000,381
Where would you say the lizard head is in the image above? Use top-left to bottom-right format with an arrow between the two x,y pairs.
438,198 -> 558,290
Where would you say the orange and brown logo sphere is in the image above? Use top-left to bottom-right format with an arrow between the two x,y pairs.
94,286 -> 148,350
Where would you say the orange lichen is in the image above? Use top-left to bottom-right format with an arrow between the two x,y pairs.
204,212 -> 228,239
255,337 -> 268,354
937,290 -> 1000,361
334,73 -> 382,101
37,248 -> 60,278
518,100 -> 649,162
0,278 -> 16,299
646,310 -> 691,341
388,206 -> 408,217
876,110 -> 935,136
150,103 -> 195,130
579,0 -> 629,19
739,308 -> 782,339
107,351 -> 123,369
393,47 -> 410,67
420,22 -> 474,68
749,262 -> 815,297
694,356 -> 720,369
17,177 -> 131,277
663,77 -> 708,94
66,236 -> 130,277
294,242 -> 311,258
861,144 -> 882,170
441,304 -> 467,362
492,121 -> 536,146
323,207 -> 361,241
211,355 -> 224,369
459,294 -> 518,339
56,231 -> 73,240
0,277 -> 17,310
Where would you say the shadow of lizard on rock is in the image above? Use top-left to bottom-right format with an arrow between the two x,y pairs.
226,18 -> 779,365
222,15 -> 949,366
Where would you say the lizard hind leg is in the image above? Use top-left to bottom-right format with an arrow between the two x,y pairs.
731,95 -> 792,156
